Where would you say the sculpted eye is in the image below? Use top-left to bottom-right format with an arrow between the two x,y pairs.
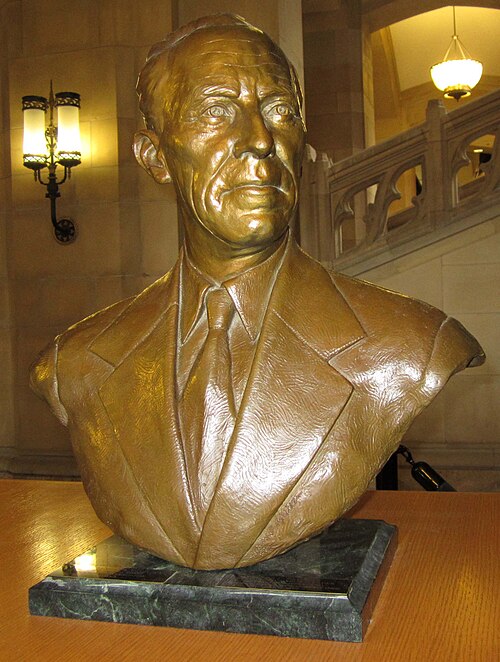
203,105 -> 229,119
267,101 -> 296,122
275,104 -> 292,116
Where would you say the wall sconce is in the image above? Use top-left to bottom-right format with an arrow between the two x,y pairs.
22,82 -> 81,243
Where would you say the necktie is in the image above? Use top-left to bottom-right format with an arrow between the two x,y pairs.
181,287 -> 236,519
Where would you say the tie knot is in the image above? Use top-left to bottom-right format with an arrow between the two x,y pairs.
206,288 -> 234,331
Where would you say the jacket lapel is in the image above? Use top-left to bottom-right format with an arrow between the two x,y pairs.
88,263 -> 200,566
196,242 -> 366,567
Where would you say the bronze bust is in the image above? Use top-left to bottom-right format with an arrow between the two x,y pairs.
31,14 -> 484,569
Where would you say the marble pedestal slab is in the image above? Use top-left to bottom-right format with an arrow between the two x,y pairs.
29,519 -> 396,642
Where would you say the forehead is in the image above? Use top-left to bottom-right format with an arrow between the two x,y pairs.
169,26 -> 294,93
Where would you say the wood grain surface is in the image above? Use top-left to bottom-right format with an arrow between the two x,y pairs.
0,480 -> 498,661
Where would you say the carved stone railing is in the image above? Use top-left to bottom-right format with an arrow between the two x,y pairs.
299,89 -> 500,275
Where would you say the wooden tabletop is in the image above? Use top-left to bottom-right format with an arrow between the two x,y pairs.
0,480 -> 498,661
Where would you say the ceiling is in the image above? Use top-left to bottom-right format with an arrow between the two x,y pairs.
389,6 -> 500,91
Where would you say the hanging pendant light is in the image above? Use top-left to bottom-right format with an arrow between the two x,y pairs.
430,6 -> 483,101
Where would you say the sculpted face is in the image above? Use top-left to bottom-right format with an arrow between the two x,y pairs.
157,27 -> 305,253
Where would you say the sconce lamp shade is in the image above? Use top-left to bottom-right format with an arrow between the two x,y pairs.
22,95 -> 48,169
55,92 -> 81,166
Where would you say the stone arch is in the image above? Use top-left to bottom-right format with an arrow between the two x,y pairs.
363,0 -> 500,33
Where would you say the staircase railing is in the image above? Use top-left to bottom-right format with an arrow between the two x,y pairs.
299,89 -> 500,275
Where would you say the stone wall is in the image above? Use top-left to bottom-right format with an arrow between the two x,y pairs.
361,217 -> 500,490
1,0 -> 179,475
0,2 -> 15,466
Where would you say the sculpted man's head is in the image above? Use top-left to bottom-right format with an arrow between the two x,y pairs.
134,14 -> 305,274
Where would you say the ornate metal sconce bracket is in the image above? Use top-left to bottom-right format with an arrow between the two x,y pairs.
22,82 -> 80,244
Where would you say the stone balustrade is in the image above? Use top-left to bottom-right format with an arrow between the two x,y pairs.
299,89 -> 500,276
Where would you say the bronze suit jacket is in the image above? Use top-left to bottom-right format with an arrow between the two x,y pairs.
31,239 -> 484,569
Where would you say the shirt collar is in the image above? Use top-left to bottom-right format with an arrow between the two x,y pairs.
180,233 -> 289,343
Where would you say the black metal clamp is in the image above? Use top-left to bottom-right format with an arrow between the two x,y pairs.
376,445 -> 456,492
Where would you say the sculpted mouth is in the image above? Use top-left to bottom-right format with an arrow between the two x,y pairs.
222,183 -> 283,197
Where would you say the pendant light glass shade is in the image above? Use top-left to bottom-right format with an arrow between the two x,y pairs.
430,8 -> 483,101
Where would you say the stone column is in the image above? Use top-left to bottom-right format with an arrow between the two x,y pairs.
0,0 -> 16,467
303,0 -> 374,161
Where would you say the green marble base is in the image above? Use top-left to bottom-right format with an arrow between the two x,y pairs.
29,519 -> 397,642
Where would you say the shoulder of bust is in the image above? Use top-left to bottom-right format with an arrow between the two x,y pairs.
30,268 -> 177,420
329,270 -> 446,341
29,297 -> 134,424
327,269 -> 484,395
60,268 -> 176,351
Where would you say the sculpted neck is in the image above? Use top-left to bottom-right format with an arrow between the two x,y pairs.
182,216 -> 288,284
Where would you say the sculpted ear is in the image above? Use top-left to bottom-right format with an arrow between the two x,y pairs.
133,130 -> 172,184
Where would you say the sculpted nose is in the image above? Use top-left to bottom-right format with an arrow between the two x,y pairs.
233,111 -> 275,159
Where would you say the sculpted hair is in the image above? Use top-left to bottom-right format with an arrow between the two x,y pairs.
136,13 -> 304,135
